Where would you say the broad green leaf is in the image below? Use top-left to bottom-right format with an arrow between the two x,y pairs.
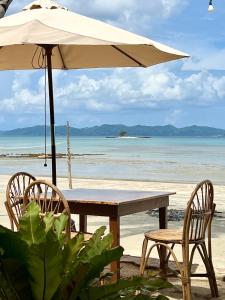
83,246 -> 124,283
60,233 -> 85,289
0,209 -> 171,300
27,233 -> 63,300
54,213 -> 69,241
69,246 -> 123,300
79,226 -> 113,263
0,259 -> 32,300
43,212 -> 55,233
137,277 -> 172,291
80,234 -> 113,263
0,266 -> 20,300
67,263 -> 91,300
0,225 -> 27,263
81,277 -> 171,300
80,278 -> 143,300
19,202 -> 46,246
0,226 -> 31,299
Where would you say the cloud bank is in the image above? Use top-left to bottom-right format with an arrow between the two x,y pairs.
1,67 -> 225,117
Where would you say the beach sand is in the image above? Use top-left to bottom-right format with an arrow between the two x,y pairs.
1,175 -> 225,299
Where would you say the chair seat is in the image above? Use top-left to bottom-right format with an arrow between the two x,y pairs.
71,231 -> 92,241
145,229 -> 183,243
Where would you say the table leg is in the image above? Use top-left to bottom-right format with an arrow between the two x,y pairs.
109,216 -> 120,282
159,206 -> 168,229
159,206 -> 168,275
79,214 -> 87,232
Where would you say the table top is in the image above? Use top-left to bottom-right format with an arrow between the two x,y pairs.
62,188 -> 175,205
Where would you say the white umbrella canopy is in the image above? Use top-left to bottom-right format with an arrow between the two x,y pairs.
0,0 -> 188,69
0,0 -> 189,184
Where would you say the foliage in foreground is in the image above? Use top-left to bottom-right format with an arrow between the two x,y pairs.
0,202 -> 172,299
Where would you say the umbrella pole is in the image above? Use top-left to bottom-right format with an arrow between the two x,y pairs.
45,45 -> 57,186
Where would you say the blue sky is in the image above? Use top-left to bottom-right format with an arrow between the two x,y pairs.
1,0 -> 225,130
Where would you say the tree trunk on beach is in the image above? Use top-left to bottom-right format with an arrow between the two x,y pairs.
0,0 -> 13,18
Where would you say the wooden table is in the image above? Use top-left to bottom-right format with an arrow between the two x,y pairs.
62,188 -> 174,281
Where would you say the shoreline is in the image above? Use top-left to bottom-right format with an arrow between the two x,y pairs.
0,170 -> 224,187
0,153 -> 105,159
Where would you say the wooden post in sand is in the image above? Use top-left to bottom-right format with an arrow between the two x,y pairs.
67,121 -> 72,189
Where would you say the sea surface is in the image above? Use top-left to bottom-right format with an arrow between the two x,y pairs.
0,136 -> 225,184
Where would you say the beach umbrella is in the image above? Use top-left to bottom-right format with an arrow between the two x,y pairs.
0,0 -> 189,185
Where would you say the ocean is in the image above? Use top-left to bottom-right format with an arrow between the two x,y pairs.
0,136 -> 225,184
1,135 -> 225,268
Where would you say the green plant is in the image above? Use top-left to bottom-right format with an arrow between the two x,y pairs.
0,202 -> 172,299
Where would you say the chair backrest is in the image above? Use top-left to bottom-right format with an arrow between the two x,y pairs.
183,180 -> 214,244
23,180 -> 71,237
6,172 -> 36,230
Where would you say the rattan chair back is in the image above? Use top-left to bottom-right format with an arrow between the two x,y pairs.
140,180 -> 218,299
23,180 -> 71,237
6,171 -> 36,230
183,180 -> 214,244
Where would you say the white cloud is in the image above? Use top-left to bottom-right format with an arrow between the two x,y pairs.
1,68 -> 225,117
137,68 -> 225,106
0,71 -> 45,113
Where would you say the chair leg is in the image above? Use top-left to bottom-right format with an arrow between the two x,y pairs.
207,236 -> 219,298
181,245 -> 192,300
140,240 -> 193,299
182,279 -> 192,300
156,244 -> 168,279
208,258 -> 219,297
200,243 -> 219,297
140,237 -> 149,275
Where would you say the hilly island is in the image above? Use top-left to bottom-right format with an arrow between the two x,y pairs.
0,124 -> 225,137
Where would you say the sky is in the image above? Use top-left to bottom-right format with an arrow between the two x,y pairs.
1,0 -> 225,130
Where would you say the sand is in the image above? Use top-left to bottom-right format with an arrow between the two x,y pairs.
0,174 -> 225,299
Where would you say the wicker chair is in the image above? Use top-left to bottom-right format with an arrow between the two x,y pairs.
140,180 -> 219,300
5,172 -> 36,231
23,179 -> 92,240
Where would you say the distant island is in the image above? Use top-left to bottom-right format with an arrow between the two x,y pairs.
0,124 -> 225,137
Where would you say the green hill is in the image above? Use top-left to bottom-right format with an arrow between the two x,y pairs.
0,124 -> 225,137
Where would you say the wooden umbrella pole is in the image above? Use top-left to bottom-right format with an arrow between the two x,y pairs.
44,45 -> 57,186
67,121 -> 73,189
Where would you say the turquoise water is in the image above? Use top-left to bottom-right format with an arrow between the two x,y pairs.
0,136 -> 225,184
